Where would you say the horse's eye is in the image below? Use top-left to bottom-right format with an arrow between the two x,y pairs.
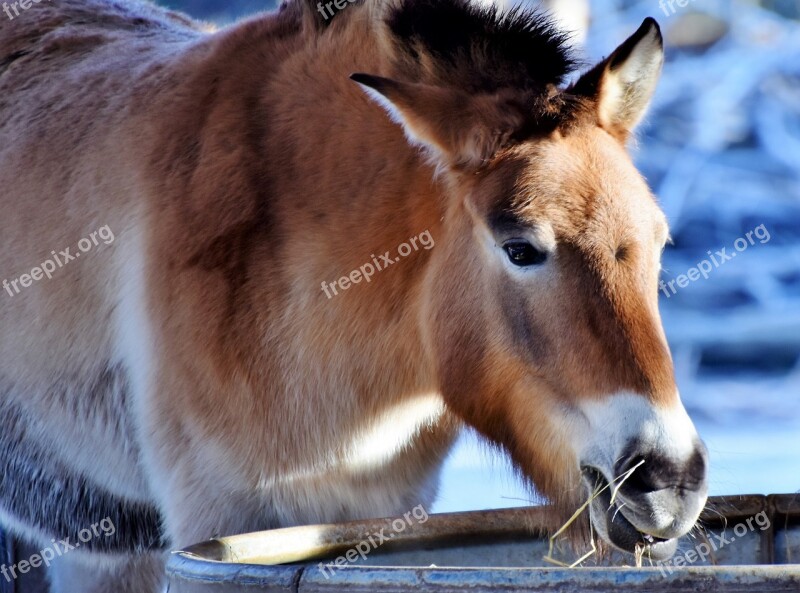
503,240 -> 547,267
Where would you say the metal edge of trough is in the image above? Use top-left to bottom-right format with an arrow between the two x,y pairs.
167,552 -> 302,591
171,505 -> 558,566
166,559 -> 800,593
298,565 -> 800,593
166,493 -> 800,592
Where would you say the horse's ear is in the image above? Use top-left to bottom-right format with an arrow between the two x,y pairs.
572,18 -> 664,138
350,73 -> 525,169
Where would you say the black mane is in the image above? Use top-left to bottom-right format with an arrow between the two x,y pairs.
387,0 -> 577,92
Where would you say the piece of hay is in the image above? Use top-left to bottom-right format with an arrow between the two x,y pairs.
543,459 -> 646,568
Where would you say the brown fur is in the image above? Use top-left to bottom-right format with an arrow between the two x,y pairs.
0,1 -> 704,590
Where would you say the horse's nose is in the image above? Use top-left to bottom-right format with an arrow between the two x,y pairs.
615,438 -> 708,496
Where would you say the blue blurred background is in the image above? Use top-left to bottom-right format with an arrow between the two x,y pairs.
157,0 -> 800,510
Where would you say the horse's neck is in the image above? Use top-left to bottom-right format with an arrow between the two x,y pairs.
256,20 -> 446,397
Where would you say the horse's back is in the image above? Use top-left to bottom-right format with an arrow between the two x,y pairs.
0,0 -> 202,368
0,0 -> 204,213
0,0 -> 208,514
0,0 -> 204,60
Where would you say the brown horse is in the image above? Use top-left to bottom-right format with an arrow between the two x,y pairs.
0,0 -> 707,590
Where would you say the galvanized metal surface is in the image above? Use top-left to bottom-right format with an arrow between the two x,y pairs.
167,494 -> 800,592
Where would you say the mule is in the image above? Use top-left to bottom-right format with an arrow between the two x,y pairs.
0,0 -> 708,590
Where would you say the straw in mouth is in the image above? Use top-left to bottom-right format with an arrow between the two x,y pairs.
582,466 -> 678,561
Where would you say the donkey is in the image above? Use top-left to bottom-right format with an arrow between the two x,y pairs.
0,0 -> 708,590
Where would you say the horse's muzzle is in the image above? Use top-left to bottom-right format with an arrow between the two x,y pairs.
581,438 -> 709,560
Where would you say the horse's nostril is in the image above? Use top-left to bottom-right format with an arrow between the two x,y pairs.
615,443 -> 708,495
683,444 -> 708,489
618,454 -> 663,493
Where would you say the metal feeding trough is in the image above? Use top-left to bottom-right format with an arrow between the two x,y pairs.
167,493 -> 800,592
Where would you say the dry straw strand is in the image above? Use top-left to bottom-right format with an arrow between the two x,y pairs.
543,459 -> 646,568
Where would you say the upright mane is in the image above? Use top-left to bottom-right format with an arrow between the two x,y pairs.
386,0 -> 577,92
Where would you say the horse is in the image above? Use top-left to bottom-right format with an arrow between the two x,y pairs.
0,0 -> 708,590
